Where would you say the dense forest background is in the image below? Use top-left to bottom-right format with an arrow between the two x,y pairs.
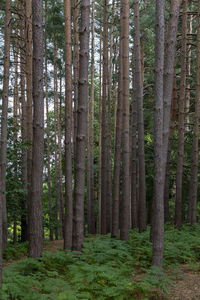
0,0 -> 200,298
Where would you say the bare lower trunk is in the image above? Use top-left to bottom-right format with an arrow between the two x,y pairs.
72,0 -> 90,251
120,0 -> 130,241
28,0 -> 44,258
152,0 -> 165,268
64,0 -> 73,250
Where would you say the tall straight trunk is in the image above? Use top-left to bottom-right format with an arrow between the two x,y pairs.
72,0 -> 90,251
58,76 -> 64,238
164,65 -> 178,222
28,0 -> 44,258
101,0 -> 108,235
120,0 -> 130,241
162,0 -> 182,221
106,0 -> 115,234
131,47 -> 138,229
175,0 -> 187,229
13,2 -> 19,244
54,39 -> 59,240
98,24 -> 102,233
111,9 -> 123,238
45,0 -> 53,241
133,0 -> 146,233
73,0 -> 79,157
20,1 -> 28,242
0,0 -> 11,254
87,0 -> 96,234
188,1 -> 200,225
25,0 -> 33,239
152,0 -> 165,268
113,40 -> 118,145
64,0 -> 73,250
185,14 -> 193,132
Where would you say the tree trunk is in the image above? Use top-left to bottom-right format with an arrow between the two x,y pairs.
111,8 -> 123,238
25,0 -> 33,241
54,38 -> 59,240
28,0 -> 44,258
175,0 -> 187,229
64,0 -> 73,250
20,0 -> 28,242
131,47 -> 138,230
45,0 -> 53,241
73,0 -> 79,158
188,1 -> 200,226
98,24 -> 102,234
72,0 -> 90,251
0,0 -> 11,255
133,0 -> 146,233
152,0 -> 165,268
87,0 -> 96,234
101,0 -> 108,235
120,0 -> 130,241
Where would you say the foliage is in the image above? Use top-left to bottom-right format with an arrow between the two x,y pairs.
1,225 -> 200,299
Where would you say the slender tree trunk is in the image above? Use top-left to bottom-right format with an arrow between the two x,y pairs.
188,1 -> 200,226
54,39 -> 59,240
0,0 -> 11,256
28,0 -> 44,258
175,0 -> 187,229
58,76 -> 64,238
111,9 -> 123,238
101,0 -> 108,235
152,0 -> 165,268
98,24 -> 102,233
25,0 -> 33,241
64,0 -> 73,250
120,0 -> 130,241
72,0 -> 90,251
73,0 -> 79,158
113,40 -> 118,145
133,0 -> 146,233
20,0 -> 28,242
131,47 -> 138,229
87,0 -> 96,234
45,0 -> 53,241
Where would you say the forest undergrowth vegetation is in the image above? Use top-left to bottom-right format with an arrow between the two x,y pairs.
0,224 -> 200,300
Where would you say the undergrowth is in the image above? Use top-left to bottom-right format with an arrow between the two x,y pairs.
1,224 -> 200,299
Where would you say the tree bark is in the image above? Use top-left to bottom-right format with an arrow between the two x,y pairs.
101,0 -> 108,235
45,0 -> 53,241
120,0 -> 130,241
175,0 -> 187,229
64,0 -> 73,250
152,0 -> 165,268
72,0 -> 90,251
87,0 -> 96,234
28,0 -> 44,258
133,0 -> 146,233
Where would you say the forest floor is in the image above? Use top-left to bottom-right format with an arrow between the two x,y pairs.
1,225 -> 200,299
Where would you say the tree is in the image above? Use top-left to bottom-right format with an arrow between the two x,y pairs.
64,0 -> 73,250
72,0 -> 90,251
152,0 -> 165,268
28,0 -> 44,258
0,0 -> 11,287
120,0 -> 130,241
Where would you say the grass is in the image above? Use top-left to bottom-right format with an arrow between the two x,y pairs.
0,224 -> 200,299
